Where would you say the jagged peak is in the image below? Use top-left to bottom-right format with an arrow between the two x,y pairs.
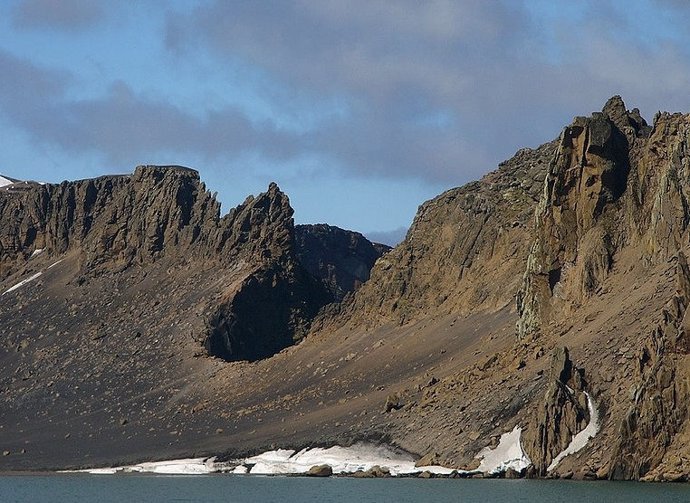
602,95 -> 627,118
600,95 -> 649,138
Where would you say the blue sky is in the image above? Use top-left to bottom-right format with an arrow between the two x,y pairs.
1,1 -> 690,245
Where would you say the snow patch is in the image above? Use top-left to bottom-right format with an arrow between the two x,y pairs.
1,259 -> 63,296
547,391 -> 600,471
243,444 -> 456,476
2,272 -> 43,296
30,248 -> 44,258
74,458 -> 217,475
476,426 -> 531,474
67,444 -> 460,477
0,176 -> 13,187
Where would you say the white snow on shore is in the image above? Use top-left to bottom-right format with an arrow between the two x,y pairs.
2,272 -> 43,296
476,426 -> 531,474
71,444 -> 459,476
243,444 -> 456,476
547,391 -> 600,471
75,457 -> 218,475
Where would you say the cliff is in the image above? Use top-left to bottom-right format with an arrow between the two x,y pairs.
294,224 -> 390,302
4,98 -> 690,481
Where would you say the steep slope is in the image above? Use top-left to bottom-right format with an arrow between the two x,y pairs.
316,141 -> 554,331
304,97 -> 690,480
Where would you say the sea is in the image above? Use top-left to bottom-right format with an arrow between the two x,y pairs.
1,475 -> 690,503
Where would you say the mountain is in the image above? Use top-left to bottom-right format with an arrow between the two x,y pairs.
2,97 -> 690,482
0,174 -> 26,189
295,224 -> 390,302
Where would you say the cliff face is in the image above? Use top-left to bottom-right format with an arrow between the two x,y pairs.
506,99 -> 690,479
6,98 -> 690,480
0,166 -> 336,363
0,166 -> 304,278
516,98 -> 647,337
0,166 -> 215,276
294,224 -> 390,302
320,141 -> 555,330
303,97 -> 690,480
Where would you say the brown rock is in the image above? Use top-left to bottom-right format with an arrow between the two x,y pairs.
522,347 -> 590,475
307,464 -> 333,477
504,467 -> 522,479
415,452 -> 440,467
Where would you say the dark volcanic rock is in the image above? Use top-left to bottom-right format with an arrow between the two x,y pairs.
295,224 -> 389,302
307,464 -> 333,477
204,261 -> 331,362
0,166 -> 332,363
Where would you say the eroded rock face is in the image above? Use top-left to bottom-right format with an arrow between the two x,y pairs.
0,166 -> 334,362
514,99 -> 690,479
609,253 -> 690,480
294,224 -> 390,302
204,262 -> 330,362
516,98 -> 648,337
0,166 -> 222,276
523,347 -> 589,475
320,140 -> 555,330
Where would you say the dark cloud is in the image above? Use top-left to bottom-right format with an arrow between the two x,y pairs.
4,2 -> 690,190
0,50 -> 71,132
0,50 -> 302,168
164,0 -> 690,185
37,82 -> 303,165
11,0 -> 106,31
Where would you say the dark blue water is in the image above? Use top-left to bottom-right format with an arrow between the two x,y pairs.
1,475 -> 689,503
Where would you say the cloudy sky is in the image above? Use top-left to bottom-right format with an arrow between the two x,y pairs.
1,0 -> 689,245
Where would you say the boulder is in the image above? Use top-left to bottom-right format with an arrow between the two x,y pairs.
307,464 -> 333,477
415,452 -> 440,467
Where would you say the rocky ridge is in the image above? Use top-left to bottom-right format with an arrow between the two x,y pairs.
0,166 -> 386,364
317,140 -> 556,331
295,224 -> 390,302
4,97 -> 690,482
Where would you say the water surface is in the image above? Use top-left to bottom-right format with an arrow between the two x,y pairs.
1,474 -> 689,503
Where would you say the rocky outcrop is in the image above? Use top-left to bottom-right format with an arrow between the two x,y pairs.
295,224 -> 389,302
0,166 -> 335,362
516,97 -> 649,337
319,140 -> 555,330
513,99 -> 690,478
0,166 -> 221,276
609,253 -> 690,480
204,262 -> 330,362
523,347 -> 589,475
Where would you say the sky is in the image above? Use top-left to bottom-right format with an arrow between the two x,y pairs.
1,1 -> 690,245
